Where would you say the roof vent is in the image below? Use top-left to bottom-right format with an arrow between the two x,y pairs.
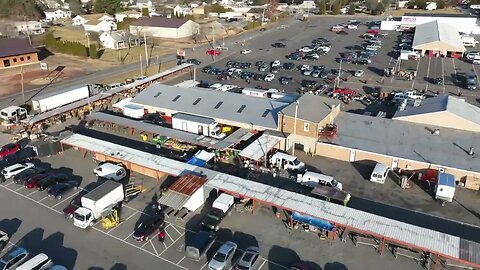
432,128 -> 440,136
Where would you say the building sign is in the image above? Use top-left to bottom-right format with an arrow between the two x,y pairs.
402,17 -> 416,23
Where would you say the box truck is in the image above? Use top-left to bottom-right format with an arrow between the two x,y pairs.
32,85 -> 102,113
172,113 -> 226,139
73,181 -> 124,229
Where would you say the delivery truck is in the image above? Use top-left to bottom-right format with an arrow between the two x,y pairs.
32,84 -> 103,113
172,113 -> 226,139
73,181 -> 124,229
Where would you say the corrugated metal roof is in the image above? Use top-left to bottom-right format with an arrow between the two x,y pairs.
205,173 -> 477,264
170,174 -> 207,195
157,190 -> 191,210
239,134 -> 280,161
412,21 -> 465,52
129,84 -> 289,130
88,112 -> 232,150
26,63 -> 192,125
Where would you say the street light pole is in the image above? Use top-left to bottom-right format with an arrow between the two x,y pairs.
292,100 -> 299,156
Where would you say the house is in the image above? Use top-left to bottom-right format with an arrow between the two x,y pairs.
99,30 -> 141,49
130,17 -> 199,39
44,8 -> 72,21
173,5 -> 193,16
277,94 -> 341,153
136,0 -> 155,11
72,14 -> 117,32
115,10 -> 142,22
12,21 -> 45,35
425,2 -> 437,10
0,38 -> 38,69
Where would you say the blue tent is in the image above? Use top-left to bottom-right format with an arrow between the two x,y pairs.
292,211 -> 335,231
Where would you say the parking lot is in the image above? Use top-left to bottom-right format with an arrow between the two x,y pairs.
0,143 -> 431,270
173,16 -> 480,115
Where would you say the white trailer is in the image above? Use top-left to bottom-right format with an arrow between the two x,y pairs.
32,85 -> 93,112
172,113 -> 226,139
122,104 -> 144,119
73,181 -> 124,229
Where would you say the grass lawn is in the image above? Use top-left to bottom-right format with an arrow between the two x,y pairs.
97,60 -> 178,85
391,7 -> 460,16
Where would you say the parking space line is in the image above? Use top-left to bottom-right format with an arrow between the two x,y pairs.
123,231 -> 135,241
52,190 -> 80,208
90,226 -> 188,270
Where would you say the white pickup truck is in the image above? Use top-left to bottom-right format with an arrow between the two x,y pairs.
393,91 -> 424,103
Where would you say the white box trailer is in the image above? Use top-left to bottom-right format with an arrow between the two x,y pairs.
172,113 -> 226,139
32,85 -> 93,113
122,104 -> 144,119
73,181 -> 124,229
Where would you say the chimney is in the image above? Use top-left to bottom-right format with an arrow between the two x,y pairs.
432,128 -> 440,136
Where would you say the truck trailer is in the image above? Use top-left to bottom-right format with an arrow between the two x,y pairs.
172,113 -> 226,139
73,181 -> 124,229
32,84 -> 102,113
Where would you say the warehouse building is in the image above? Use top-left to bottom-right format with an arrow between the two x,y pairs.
129,83 -> 289,130
412,21 -> 465,57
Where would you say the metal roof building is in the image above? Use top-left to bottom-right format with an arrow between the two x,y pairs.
412,20 -> 465,55
129,84 -> 290,130
329,112 -> 480,173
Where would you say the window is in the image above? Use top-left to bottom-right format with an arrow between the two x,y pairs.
13,58 -> 17,63
304,123 -> 310,132
27,56 -> 31,60
237,105 -> 246,113
20,57 -> 24,61
192,98 -> 201,105
214,101 -> 223,109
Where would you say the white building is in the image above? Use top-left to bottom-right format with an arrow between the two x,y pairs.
115,10 -> 143,22
13,21 -> 45,35
173,5 -> 193,16
99,30 -> 141,49
130,17 -> 199,39
44,8 -> 72,21
72,14 -> 117,32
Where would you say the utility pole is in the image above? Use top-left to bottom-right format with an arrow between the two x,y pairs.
20,67 -> 25,104
24,16 -> 31,45
143,31 -> 149,66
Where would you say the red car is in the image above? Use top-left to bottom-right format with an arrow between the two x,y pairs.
206,49 -> 221,56
0,143 -> 20,159
24,173 -> 48,189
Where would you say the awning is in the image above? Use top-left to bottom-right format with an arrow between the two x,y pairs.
239,134 -> 280,161
157,191 -> 191,210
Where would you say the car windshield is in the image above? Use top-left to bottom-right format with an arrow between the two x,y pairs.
213,252 -> 227,262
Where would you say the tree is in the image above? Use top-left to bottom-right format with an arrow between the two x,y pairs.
141,7 -> 149,16
437,0 -> 445,9
319,0 -> 326,14
69,0 -> 83,15
348,3 -> 355,14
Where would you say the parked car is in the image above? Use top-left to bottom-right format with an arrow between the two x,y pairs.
47,181 -> 79,199
186,59 -> 201,65
62,192 -> 85,218
12,167 -> 45,185
240,49 -> 252,54
133,214 -> 164,241
208,241 -> 237,270
234,246 -> 260,270
0,247 -> 31,270
36,174 -> 68,191
0,143 -> 20,159
2,163 -> 34,179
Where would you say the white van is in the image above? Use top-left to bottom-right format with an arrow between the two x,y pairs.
17,253 -> 53,270
297,171 -> 343,190
93,162 -> 127,181
270,152 -> 305,171
370,163 -> 389,184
